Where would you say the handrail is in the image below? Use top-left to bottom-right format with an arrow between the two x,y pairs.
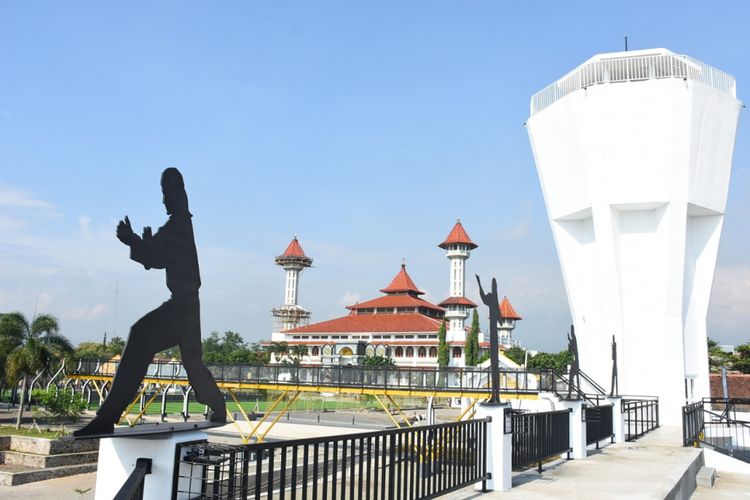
684,399 -> 750,462
578,370 -> 607,396
114,458 -> 152,500
530,52 -> 736,115
67,358 -> 546,395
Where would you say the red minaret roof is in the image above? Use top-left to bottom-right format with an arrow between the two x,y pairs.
499,296 -> 522,320
438,219 -> 478,249
380,264 -> 425,295
282,237 -> 307,258
275,236 -> 313,267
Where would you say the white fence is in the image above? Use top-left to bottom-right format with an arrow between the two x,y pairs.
531,53 -> 736,115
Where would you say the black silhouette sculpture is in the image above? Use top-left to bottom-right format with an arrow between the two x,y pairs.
566,324 -> 581,400
610,334 -> 619,397
74,168 -> 226,437
476,275 -> 501,404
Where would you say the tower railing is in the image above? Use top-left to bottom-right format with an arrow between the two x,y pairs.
531,52 -> 736,115
682,398 -> 750,463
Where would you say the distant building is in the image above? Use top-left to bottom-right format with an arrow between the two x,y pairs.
498,297 -> 522,348
269,221 -> 523,367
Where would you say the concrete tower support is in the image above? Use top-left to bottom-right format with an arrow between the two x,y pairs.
527,49 -> 741,425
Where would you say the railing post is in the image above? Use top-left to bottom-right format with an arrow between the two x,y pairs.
606,396 -> 625,443
473,405 -> 511,491
560,400 -> 587,459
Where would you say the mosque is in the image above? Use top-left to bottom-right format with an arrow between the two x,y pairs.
268,220 -> 522,368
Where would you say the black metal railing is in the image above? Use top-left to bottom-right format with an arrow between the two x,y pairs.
115,458 -> 152,500
541,370 -> 602,405
71,358 -> 551,396
682,398 -> 750,463
173,418 -> 488,499
585,404 -> 614,448
622,397 -> 659,441
682,401 -> 704,446
511,409 -> 571,472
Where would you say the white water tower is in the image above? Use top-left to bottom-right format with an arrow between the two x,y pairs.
527,49 -> 741,424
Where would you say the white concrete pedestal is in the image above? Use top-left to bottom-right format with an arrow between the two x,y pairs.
95,430 -> 207,500
560,400 -> 587,459
607,396 -> 625,444
474,403 -> 512,491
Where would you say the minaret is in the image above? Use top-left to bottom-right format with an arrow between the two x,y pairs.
438,220 -> 478,343
527,49 -> 741,424
272,236 -> 313,332
498,296 -> 522,347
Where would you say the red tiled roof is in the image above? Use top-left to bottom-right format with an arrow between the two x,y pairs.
438,296 -> 478,308
380,264 -> 424,295
281,236 -> 308,258
285,313 -> 442,334
347,294 -> 444,313
438,220 -> 478,250
499,296 -> 522,320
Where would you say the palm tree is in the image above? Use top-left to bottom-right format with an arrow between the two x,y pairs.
266,341 -> 289,362
0,312 -> 73,429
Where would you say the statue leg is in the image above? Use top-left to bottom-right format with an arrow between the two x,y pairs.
74,303 -> 173,436
179,305 -> 226,422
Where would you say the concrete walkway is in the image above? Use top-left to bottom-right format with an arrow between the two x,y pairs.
0,471 -> 96,499
469,427 -> 704,499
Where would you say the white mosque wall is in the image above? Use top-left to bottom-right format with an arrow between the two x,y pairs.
528,52 -> 741,425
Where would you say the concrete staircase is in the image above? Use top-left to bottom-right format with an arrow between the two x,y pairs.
0,435 -> 98,486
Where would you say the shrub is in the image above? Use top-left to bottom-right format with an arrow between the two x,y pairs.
35,389 -> 87,421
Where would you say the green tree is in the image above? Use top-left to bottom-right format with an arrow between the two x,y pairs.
362,355 -> 395,367
201,331 -> 223,362
437,320 -> 449,368
734,343 -> 750,374
465,309 -> 480,366
108,336 -> 126,356
74,341 -> 109,360
504,346 -> 527,366
0,312 -> 73,429
156,345 -> 182,360
527,350 -> 573,373
248,343 -> 270,365
266,341 -> 289,362
289,344 -> 308,365
36,389 -> 87,421
200,331 -> 251,363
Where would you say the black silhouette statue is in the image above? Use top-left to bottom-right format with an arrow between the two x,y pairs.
74,168 -> 226,437
476,275 -> 501,404
566,324 -> 581,400
610,334 -> 619,397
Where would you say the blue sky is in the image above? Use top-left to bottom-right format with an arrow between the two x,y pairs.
1,2 -> 748,352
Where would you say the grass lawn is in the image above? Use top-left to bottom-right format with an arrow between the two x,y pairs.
122,397 -> 384,415
0,425 -> 66,439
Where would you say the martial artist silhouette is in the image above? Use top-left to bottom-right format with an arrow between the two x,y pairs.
610,334 -> 619,397
566,324 -> 581,399
74,168 -> 226,437
476,275 -> 501,404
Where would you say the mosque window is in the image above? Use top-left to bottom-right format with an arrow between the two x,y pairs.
395,346 -> 404,357
418,347 -> 426,358
312,346 -> 319,356
406,347 -> 414,357
429,347 -> 437,357
452,347 -> 462,358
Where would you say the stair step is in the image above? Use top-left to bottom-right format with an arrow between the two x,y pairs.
0,462 -> 97,486
1,449 -> 98,468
